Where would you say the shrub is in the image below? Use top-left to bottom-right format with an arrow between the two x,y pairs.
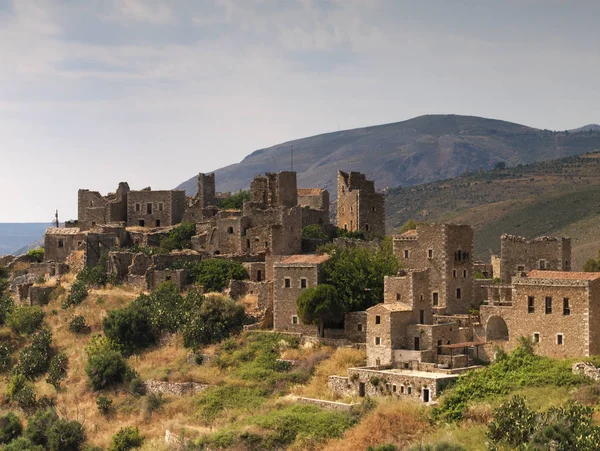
27,248 -> 45,263
159,222 -> 196,252
63,281 -> 88,308
0,341 -> 13,372
197,385 -> 268,423
187,259 -> 248,292
4,437 -> 44,450
6,306 -> 45,335
7,373 -> 37,409
25,408 -> 58,447
46,353 -> 68,390
109,426 -> 143,451
182,295 -> 246,349
0,412 -> 22,444
97,396 -> 113,415
85,336 -> 130,390
145,393 -> 164,415
218,189 -> 250,210
127,376 -> 146,396
16,329 -> 52,379
102,304 -> 157,356
302,224 -> 328,240
296,284 -> 344,338
76,265 -> 108,287
0,293 -> 14,325
69,316 -> 89,334
47,419 -> 85,451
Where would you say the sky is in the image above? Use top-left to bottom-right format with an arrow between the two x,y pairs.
1,0 -> 599,222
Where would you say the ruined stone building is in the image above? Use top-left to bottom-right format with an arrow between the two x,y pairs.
78,182 -> 130,230
297,188 -> 330,229
182,173 -> 233,223
393,223 -> 475,315
478,270 -> 600,358
44,228 -> 86,263
337,171 -> 385,236
127,189 -> 186,228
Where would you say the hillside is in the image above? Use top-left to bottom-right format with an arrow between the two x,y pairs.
385,152 -> 600,268
177,114 -> 600,198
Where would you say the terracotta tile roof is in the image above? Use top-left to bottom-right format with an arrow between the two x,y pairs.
527,270 -> 600,281
368,302 -> 413,312
398,229 -> 418,237
279,254 -> 330,265
297,188 -> 325,196
45,227 -> 82,235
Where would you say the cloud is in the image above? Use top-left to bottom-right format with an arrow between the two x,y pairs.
107,0 -> 175,24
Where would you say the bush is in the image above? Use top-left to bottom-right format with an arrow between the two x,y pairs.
69,316 -> 89,334
25,408 -> 58,447
76,265 -> 108,287
102,304 -> 157,356
47,419 -> 85,451
183,295 -> 246,349
159,222 -> 196,252
16,329 -> 52,379
296,284 -> 344,338
46,353 -> 68,390
218,189 -> 250,210
27,248 -> 45,263
7,306 -> 45,335
85,336 -> 130,390
4,437 -> 44,450
0,412 -> 22,444
97,396 -> 113,415
145,393 -> 164,416
302,224 -> 328,240
0,341 -> 13,372
127,376 -> 146,396
7,373 -> 37,409
109,426 -> 143,451
0,293 -> 14,326
63,281 -> 88,308
188,259 -> 248,292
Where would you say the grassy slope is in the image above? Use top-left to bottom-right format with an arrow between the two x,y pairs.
385,152 -> 600,268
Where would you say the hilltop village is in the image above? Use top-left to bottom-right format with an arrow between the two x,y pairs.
1,167 -> 592,409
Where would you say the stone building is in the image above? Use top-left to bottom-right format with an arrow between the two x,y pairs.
337,171 -> 385,236
127,189 -> 186,228
297,188 -> 330,229
478,270 -> 600,358
497,234 -> 571,283
78,182 -> 130,230
182,173 -> 231,223
44,228 -> 85,263
393,223 -> 475,314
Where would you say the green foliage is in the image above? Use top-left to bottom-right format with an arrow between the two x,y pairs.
27,248 -> 45,263
97,396 -> 113,415
0,340 -> 13,372
76,265 -> 108,287
102,304 -> 157,356
16,329 -> 52,379
85,336 -> 131,390
68,315 -> 89,334
7,306 -> 45,335
0,412 -> 22,444
0,292 -> 14,326
46,353 -> 68,390
0,265 -> 9,280
368,445 -> 397,451
473,271 -> 486,280
583,249 -> 600,272
302,224 -> 328,240
25,408 -> 58,448
145,393 -> 165,416
218,190 -> 250,210
109,426 -> 143,451
63,281 -> 88,308
296,284 -> 344,337
183,294 -> 246,349
334,227 -> 366,240
321,239 -> 399,311
186,259 -> 248,293
487,396 -> 600,450
47,419 -> 85,451
4,437 -> 44,450
433,344 -> 587,421
398,219 -> 417,234
159,222 -> 196,252
7,373 -> 37,409
197,385 -> 268,423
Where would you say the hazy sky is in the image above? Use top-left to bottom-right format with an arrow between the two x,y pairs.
1,0 -> 599,222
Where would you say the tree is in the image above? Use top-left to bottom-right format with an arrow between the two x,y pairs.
102,305 -> 157,356
159,222 -> 196,252
398,219 -> 417,234
188,259 -> 248,292
302,224 -> 328,240
296,284 -> 344,337
218,190 -> 251,210
494,161 -> 507,170
583,249 -> 600,272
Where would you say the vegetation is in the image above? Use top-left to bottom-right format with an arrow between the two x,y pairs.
103,304 -> 157,356
85,336 -> 133,390
302,224 -> 329,240
109,426 -> 143,451
46,418 -> 85,451
398,219 -> 417,234
7,306 -> 45,335
16,329 -> 52,379
46,352 -> 68,390
7,373 -> 37,409
583,249 -> 600,272
68,315 -> 89,334
63,280 -> 88,308
320,239 -> 399,311
296,284 -> 344,337
0,412 -> 22,444
185,259 -> 248,292
159,222 -> 196,252
26,248 -> 45,263
335,227 -> 366,240
96,396 -> 113,415
218,189 -> 251,210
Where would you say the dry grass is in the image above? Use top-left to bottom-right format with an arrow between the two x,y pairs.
293,347 -> 366,401
414,423 -> 488,451
323,399 -> 429,450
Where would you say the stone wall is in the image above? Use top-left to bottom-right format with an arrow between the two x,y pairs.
296,397 -> 359,412
148,269 -> 189,290
573,362 -> 600,381
28,285 -> 54,306
337,171 -> 385,236
44,228 -> 85,263
127,190 -> 186,228
78,182 -> 129,230
142,380 -> 208,396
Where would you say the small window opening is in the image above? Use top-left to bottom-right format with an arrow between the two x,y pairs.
428,249 -> 433,259
284,278 -> 291,288
404,250 -> 409,259
300,278 -> 307,289
375,315 -> 381,325
292,316 -> 298,325
545,297 -> 552,314
357,323 -> 363,332
533,332 -> 540,343
557,334 -> 564,345
146,203 -> 152,214
563,298 -> 570,315
528,296 -> 535,313
375,337 -> 381,345
227,226 -> 234,234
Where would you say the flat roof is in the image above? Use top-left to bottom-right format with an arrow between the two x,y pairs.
45,227 -> 82,235
526,270 -> 600,281
368,302 -> 413,312
279,254 -> 330,265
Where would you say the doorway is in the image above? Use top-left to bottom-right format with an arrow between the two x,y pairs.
359,382 -> 365,397
414,336 -> 420,350
422,388 -> 430,403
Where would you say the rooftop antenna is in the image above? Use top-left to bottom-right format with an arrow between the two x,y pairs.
55,210 -> 59,228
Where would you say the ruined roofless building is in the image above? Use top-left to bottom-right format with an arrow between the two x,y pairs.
78,182 -> 130,230
337,171 -> 385,236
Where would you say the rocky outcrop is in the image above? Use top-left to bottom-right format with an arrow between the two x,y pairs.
573,362 -> 600,381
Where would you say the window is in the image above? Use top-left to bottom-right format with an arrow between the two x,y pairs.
256,270 -> 262,282
350,206 -> 353,213
165,275 -> 172,281
357,323 -> 363,332
456,288 -> 461,299
563,298 -> 570,315
539,260 -> 547,270
292,316 -> 298,325
407,386 -> 412,395
365,224 -> 370,232
453,269 -> 457,278
375,337 -> 381,345
463,270 -> 467,278
400,385 -> 405,394
517,265 -> 525,272
135,203 -> 141,212
155,220 -> 160,227
372,207 -> 376,212
404,250 -> 409,259
341,207 -> 345,214
375,315 -> 381,325
392,384 -> 397,393
419,310 -> 425,324
300,278 -> 307,289
419,294 -> 424,301
146,203 -> 152,214
58,240 -> 64,248
396,293 -> 401,301
545,297 -> 552,314
557,334 -> 564,345
528,296 -> 535,313
433,292 -> 439,306
246,239 -> 251,249
533,332 -> 540,343
89,201 -> 93,207
428,249 -> 433,259
227,227 -> 234,234
158,202 -> 164,211
344,224 -> 348,230
284,278 -> 291,288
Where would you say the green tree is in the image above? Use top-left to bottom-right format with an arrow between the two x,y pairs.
0,412 -> 22,444
26,248 -> 45,263
159,222 -> 196,252
188,259 -> 248,292
398,219 -> 417,234
218,190 -> 251,210
583,249 -> 600,272
296,284 -> 344,337
102,305 -> 157,356
302,224 -> 328,240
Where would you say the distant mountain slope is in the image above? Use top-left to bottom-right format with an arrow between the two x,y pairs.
177,114 -> 600,198
385,152 -> 600,269
570,124 -> 600,133
0,223 -> 49,256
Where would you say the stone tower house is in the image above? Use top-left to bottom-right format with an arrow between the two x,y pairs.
337,171 -> 385,236
197,173 -> 216,209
